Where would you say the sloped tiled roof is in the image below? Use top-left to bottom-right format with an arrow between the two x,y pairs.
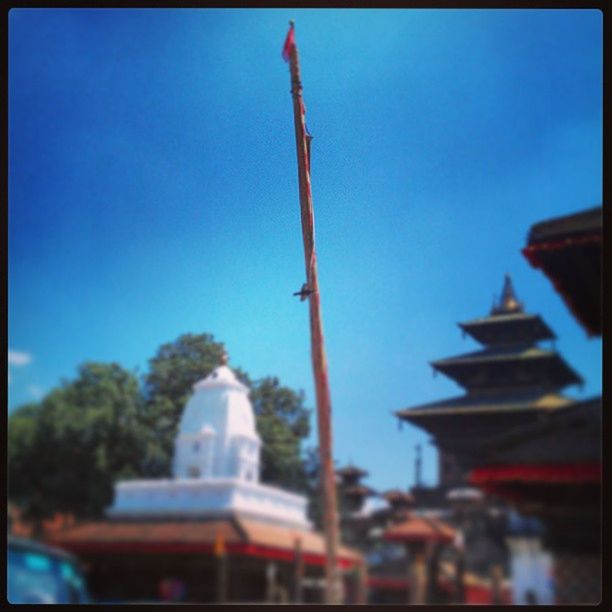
46,518 -> 239,546
45,515 -> 361,565
383,514 -> 455,544
458,312 -> 556,345
432,345 -> 565,366
239,518 -> 360,562
523,206 -> 601,337
336,465 -> 369,478
396,390 -> 573,418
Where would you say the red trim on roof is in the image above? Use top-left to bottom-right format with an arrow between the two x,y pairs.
384,532 -> 454,544
469,463 -> 600,485
523,233 -> 601,258
236,543 -> 356,569
521,243 -> 600,337
44,539 -> 359,569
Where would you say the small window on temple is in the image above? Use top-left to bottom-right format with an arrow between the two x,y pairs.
188,466 -> 200,478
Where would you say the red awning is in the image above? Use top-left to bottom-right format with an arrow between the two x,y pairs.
469,463 -> 600,485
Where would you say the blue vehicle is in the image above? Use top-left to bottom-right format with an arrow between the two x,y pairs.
7,535 -> 91,604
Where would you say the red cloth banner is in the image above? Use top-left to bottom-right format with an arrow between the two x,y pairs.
282,24 -> 295,62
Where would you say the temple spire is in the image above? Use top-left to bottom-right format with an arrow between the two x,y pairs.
491,274 -> 523,315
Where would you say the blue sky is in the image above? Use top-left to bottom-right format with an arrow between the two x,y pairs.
8,9 -> 602,492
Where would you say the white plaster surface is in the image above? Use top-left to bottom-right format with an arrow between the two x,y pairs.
108,364 -> 311,529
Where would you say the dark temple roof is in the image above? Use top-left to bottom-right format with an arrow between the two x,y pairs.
396,389 -> 573,419
459,312 -> 556,346
430,346 -> 583,391
522,206 -> 601,336
476,396 -> 601,466
526,207 -> 601,244
336,464 -> 369,479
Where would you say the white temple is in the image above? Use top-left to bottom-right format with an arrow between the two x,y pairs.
108,357 -> 311,529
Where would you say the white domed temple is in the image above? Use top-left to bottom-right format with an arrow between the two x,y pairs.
46,357 -> 362,603
108,358 -> 310,529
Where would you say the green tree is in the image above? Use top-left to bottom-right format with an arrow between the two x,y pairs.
8,333 -> 317,524
141,333 -> 227,476
250,376 -> 310,492
8,363 -> 145,522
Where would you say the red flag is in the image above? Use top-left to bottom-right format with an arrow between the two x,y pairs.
282,23 -> 295,62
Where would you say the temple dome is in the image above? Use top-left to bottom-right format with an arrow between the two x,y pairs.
174,361 -> 261,480
193,365 -> 249,393
178,365 -> 259,441
108,356 -> 311,529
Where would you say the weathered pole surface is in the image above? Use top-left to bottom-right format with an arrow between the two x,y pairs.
490,563 -> 503,604
454,526 -> 466,604
356,561 -> 368,604
266,561 -> 277,603
215,531 -> 228,603
286,21 -> 342,604
454,549 -> 466,603
408,546 -> 427,605
293,537 -> 304,603
426,542 -> 443,604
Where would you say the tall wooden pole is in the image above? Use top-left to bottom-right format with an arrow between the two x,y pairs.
293,537 -> 304,603
214,531 -> 228,603
286,21 -> 342,604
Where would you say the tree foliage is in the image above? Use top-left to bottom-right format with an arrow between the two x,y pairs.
140,333 -> 227,477
8,333 -> 315,523
250,376 -> 310,491
8,363 -> 144,523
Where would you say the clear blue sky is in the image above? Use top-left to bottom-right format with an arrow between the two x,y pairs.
8,9 -> 602,492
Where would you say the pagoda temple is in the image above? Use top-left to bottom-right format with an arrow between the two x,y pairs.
336,464 -> 377,516
396,274 -> 583,484
464,207 -> 603,604
335,464 -> 377,550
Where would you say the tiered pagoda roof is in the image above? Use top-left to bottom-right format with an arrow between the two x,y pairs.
336,463 -> 377,517
382,489 -> 415,510
341,484 -> 378,498
396,275 -> 584,472
458,312 -> 555,346
336,464 -> 369,485
430,345 -> 581,391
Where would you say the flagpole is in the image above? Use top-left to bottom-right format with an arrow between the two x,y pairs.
285,21 -> 343,605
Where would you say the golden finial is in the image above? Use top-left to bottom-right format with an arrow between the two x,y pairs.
491,274 -> 523,315
219,351 -> 229,366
